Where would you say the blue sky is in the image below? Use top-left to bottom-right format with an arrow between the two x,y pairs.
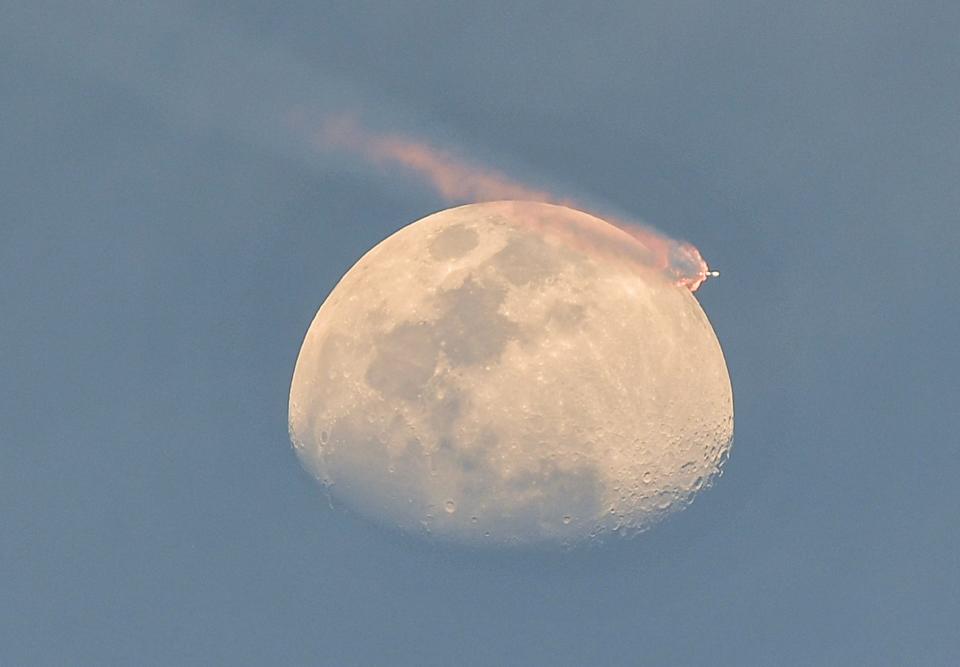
2,1 -> 958,664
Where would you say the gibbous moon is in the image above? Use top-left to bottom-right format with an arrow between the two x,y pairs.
289,201 -> 733,546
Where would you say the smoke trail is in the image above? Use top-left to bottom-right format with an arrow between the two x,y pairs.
5,3 -> 715,290
311,115 -> 716,291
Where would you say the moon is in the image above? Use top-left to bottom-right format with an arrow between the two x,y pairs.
289,201 -> 733,546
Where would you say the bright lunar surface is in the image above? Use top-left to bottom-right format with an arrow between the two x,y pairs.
289,201 -> 733,546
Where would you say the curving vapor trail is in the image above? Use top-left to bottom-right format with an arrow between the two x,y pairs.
308,115 -> 716,291
4,2 -> 715,291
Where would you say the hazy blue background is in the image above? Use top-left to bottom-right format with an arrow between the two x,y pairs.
2,1 -> 958,664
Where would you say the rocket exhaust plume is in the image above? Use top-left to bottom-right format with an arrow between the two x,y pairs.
9,3 -> 715,289
312,115 -> 716,291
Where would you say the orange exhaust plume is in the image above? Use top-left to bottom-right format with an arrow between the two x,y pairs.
313,115 -> 715,291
